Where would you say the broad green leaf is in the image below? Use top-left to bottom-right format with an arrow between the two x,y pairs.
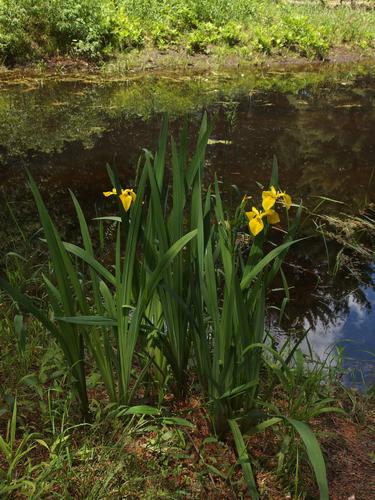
56,316 -> 117,327
120,405 -> 160,416
63,242 -> 116,285
229,419 -> 259,500
160,417 -> 194,428
254,417 -> 282,433
241,239 -> 304,290
286,418 -> 329,500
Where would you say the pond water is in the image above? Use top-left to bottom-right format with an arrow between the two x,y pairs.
1,63 -> 374,387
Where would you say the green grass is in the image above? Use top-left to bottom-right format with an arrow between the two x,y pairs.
1,285 -> 373,498
0,1 -> 374,65
0,314 -> 256,498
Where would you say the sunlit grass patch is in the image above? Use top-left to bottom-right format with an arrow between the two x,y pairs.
0,1 -> 374,65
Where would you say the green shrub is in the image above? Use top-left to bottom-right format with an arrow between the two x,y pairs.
0,0 -> 112,63
151,23 -> 179,49
187,22 -> 218,54
254,15 -> 329,59
0,1 -> 373,65
167,4 -> 198,31
106,8 -> 145,51
282,15 -> 330,58
189,0 -> 257,25
54,1 -> 109,58
219,21 -> 243,47
0,0 -> 50,62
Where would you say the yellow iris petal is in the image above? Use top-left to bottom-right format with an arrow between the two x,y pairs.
104,187 -> 136,212
262,185 -> 292,211
282,193 -> 292,209
249,216 -> 264,236
265,209 -> 280,224
119,192 -> 132,212
124,189 -> 136,203
245,207 -> 260,221
262,189 -> 277,211
246,207 -> 265,236
103,188 -> 117,197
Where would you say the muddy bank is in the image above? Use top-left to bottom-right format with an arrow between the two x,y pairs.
0,46 -> 374,84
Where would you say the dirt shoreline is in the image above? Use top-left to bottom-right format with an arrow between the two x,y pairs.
0,47 -> 374,84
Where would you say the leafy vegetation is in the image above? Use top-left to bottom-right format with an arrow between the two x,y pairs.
0,0 -> 374,65
3,115 -> 372,497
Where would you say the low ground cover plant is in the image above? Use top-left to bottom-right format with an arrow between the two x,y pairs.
0,0 -> 374,64
0,115 -> 349,497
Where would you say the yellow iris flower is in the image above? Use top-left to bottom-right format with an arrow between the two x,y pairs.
103,188 -> 136,212
262,186 -> 292,211
245,206 -> 280,236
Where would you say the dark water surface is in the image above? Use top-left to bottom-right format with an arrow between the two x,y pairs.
1,63 -> 374,386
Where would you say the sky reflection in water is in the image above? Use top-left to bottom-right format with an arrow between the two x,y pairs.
302,271 -> 375,389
